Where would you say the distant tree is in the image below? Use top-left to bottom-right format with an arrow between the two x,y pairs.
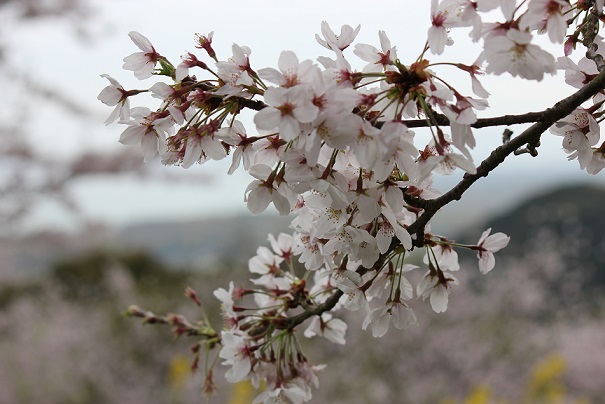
0,0 -> 149,232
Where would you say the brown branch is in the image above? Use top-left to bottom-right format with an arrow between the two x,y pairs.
285,288 -> 344,332
401,111 -> 546,129
406,69 -> 605,243
236,91 -> 548,129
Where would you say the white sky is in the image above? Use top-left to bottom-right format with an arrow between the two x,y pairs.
2,0 -> 603,233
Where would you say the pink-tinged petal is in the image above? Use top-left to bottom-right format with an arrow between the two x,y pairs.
500,0 -> 516,21
225,358 -> 251,383
182,138 -> 202,168
119,99 -> 131,122
134,62 -> 155,80
167,106 -> 184,125
353,43 -> 380,63
149,82 -> 173,99
263,87 -> 288,106
98,86 -> 122,106
449,153 -> 477,174
123,52 -> 149,71
231,43 -> 249,66
371,309 -> 390,338
272,192 -> 291,216
247,186 -> 272,215
279,116 -> 301,140
254,107 -> 281,132
392,304 -> 416,330
128,31 -> 154,52
427,26 -> 447,55
547,15 -> 566,44
104,105 -> 120,126
293,102 -> 319,123
477,228 -> 492,245
258,67 -> 284,85
249,164 -> 273,180
378,30 -> 392,53
202,138 -> 227,160
228,148 -> 243,174
175,63 -> 189,82
141,132 -> 159,162
416,274 -> 432,298
278,50 -> 299,74
119,125 -> 145,145
471,76 -> 490,98
482,233 -> 510,252
100,74 -> 121,87
430,286 -> 449,313
324,318 -> 347,345
479,252 -> 495,275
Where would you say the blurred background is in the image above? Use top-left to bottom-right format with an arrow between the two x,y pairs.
1,0 -> 604,403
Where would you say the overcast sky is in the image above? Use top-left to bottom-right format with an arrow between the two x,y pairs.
3,0 -> 603,233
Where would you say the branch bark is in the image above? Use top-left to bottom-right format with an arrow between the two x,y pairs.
407,69 -> 605,242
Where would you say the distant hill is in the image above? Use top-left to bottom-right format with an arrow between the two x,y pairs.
473,184 -> 605,300
115,214 -> 292,269
114,185 -> 605,277
485,184 -> 605,246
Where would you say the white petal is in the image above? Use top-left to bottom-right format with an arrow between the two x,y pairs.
430,287 -> 449,313
254,107 -> 281,132
128,31 -> 154,52
141,132 -> 159,162
247,186 -> 272,215
278,50 -> 299,74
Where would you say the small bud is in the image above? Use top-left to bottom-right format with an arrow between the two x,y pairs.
185,286 -> 202,306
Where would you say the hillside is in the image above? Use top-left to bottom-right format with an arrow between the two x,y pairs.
474,183 -> 605,302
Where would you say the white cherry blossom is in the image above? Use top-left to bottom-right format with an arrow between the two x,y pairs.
122,31 -> 162,79
479,28 -> 556,81
97,74 -> 132,125
476,228 -> 511,274
304,313 -> 347,344
315,21 -> 360,53
254,86 -> 319,141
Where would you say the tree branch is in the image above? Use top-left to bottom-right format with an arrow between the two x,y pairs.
407,69 -> 605,243
401,111 -> 546,128
281,70 -> 605,329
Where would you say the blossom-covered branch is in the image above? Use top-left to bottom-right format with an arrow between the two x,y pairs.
409,68 -> 605,240
101,1 -> 605,402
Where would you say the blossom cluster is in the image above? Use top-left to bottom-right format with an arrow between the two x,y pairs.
100,1 -> 604,402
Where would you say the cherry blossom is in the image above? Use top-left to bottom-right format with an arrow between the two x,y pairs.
258,51 -> 314,87
122,31 -> 162,80
97,74 -> 133,125
416,269 -> 459,313
476,228 -> 511,274
215,43 -> 255,97
315,21 -> 361,53
551,107 -> 601,170
353,30 -> 397,73
219,330 -> 254,383
479,29 -> 556,80
363,299 -> 417,337
254,86 -> 319,141
97,5 -> 605,398
118,107 -> 171,162
519,0 -> 570,43
304,313 -> 347,344
215,120 -> 256,174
